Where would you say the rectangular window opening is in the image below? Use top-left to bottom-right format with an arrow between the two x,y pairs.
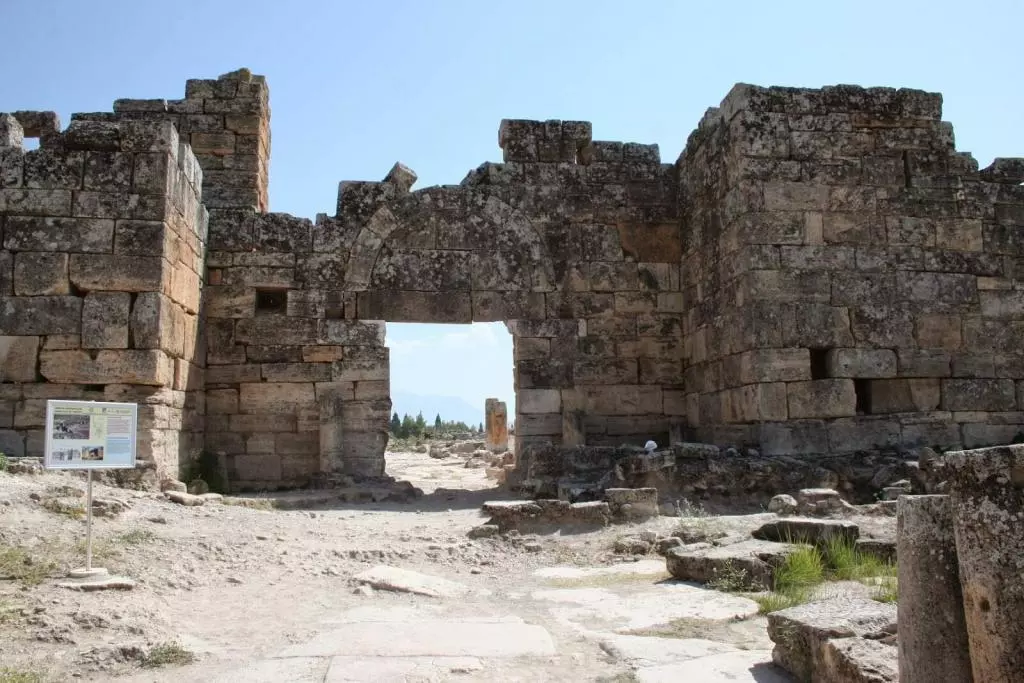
809,348 -> 830,380
854,378 -> 872,415
255,289 -> 288,315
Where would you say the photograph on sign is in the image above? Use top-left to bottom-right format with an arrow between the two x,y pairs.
44,400 -> 138,470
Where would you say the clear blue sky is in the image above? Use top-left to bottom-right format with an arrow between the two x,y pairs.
3,0 -> 1021,420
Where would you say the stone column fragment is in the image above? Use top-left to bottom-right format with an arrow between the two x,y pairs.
944,444 -> 1024,683
485,398 -> 508,452
897,494 -> 972,683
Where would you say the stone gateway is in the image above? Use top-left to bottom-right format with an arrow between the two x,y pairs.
1,69 -> 1022,491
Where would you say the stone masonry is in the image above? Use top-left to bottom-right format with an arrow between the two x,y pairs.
1,69 -> 1022,491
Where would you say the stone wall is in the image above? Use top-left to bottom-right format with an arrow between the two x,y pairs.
2,68 -> 1022,492
0,110 -> 207,481
678,85 -> 1024,457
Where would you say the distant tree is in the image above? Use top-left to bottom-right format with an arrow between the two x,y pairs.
478,422 -> 484,433
435,414 -> 442,429
414,411 -> 427,435
390,412 -> 401,435
400,413 -> 415,439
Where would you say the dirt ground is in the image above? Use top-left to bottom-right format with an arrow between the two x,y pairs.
0,447 -> 896,682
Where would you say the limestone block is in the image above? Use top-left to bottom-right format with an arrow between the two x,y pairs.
331,354 -> 388,382
233,454 -> 281,481
0,188 -> 73,215
0,336 -> 39,382
515,413 -> 561,436
353,380 -> 389,400
737,348 -> 811,383
914,313 -> 962,350
206,389 -> 239,415
205,364 -> 262,385
0,296 -> 81,335
941,379 -> 1016,411
519,389 -> 561,414
782,303 -> 854,348
826,417 -> 901,452
825,348 -> 897,378
229,413 -> 297,433
787,379 -> 857,419
301,345 -> 344,362
234,316 -> 318,346
485,398 -> 509,451
113,219 -> 168,256
573,359 -> 637,385
39,349 -> 173,386
261,363 -> 331,382
275,432 -> 318,455
69,254 -> 164,292
3,216 -> 114,253
238,382 -> 315,414
205,285 -> 255,318
582,385 -> 662,416
13,252 -> 69,296
81,292 -> 130,348
0,429 -> 26,457
723,383 -> 788,422
357,290 -> 471,323
869,379 -> 940,413
898,272 -> 976,306
471,291 -> 545,322
638,359 -> 683,385
319,319 -> 385,345
897,349 -> 951,377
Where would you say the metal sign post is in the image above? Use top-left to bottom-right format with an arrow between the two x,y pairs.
43,399 -> 138,580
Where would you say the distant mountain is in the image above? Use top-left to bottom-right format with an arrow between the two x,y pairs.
389,392 -> 486,427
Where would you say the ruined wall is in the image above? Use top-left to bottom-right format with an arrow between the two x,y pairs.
678,84 -> 1024,456
0,111 -> 206,481
2,67 -> 1022,492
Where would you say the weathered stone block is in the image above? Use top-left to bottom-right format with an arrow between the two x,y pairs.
238,382 -> 315,414
869,378 -> 941,413
319,319 -> 385,345
3,216 -> 114,253
738,348 -> 811,383
0,336 -> 39,382
0,296 -> 81,335
357,290 -> 471,323
941,379 -> 1016,411
69,254 -> 164,292
206,389 -> 239,415
81,292 -> 130,348
13,252 -> 69,296
787,379 -> 857,419
519,389 -> 561,414
234,316 -> 317,346
262,362 -> 331,382
39,349 -> 173,385
825,348 -> 897,378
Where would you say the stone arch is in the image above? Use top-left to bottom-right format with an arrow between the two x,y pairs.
343,189 -> 556,322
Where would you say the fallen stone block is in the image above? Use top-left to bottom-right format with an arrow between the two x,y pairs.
768,494 -> 798,515
767,598 -> 896,683
665,539 -> 798,590
604,487 -> 659,522
796,488 -> 854,516
481,498 -> 610,532
821,637 -> 898,683
467,524 -> 499,539
752,517 -> 859,546
352,565 -> 474,598
164,490 -> 205,506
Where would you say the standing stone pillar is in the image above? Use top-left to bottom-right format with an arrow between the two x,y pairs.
318,391 -> 345,475
897,494 -> 972,683
485,398 -> 508,452
944,444 -> 1024,682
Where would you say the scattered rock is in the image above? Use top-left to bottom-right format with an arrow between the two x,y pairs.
767,598 -> 897,683
160,479 -> 188,493
481,499 -> 610,533
467,524 -> 499,539
822,637 -> 898,682
768,494 -> 798,515
90,498 -> 126,517
353,565 -> 472,598
165,491 -> 205,507
796,488 -> 853,516
752,518 -> 859,546
58,576 -> 136,592
604,487 -> 659,522
187,479 -> 210,495
655,537 -> 684,555
613,536 -> 651,555
666,539 -> 799,590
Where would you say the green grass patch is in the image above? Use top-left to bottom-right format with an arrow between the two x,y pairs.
0,668 -> 45,683
40,499 -> 85,520
0,544 -> 59,587
117,529 -> 156,545
142,641 -> 196,668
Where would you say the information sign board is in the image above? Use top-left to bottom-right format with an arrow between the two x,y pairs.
44,400 -> 138,470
